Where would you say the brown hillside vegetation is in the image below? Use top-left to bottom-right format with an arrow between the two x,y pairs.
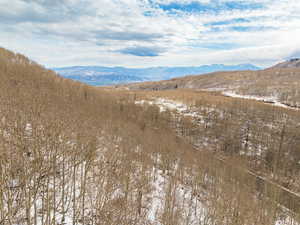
0,47 -> 299,225
124,67 -> 300,107
131,89 -> 300,192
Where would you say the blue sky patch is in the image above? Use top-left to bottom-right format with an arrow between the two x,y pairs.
230,26 -> 274,32
143,10 -> 155,17
207,18 -> 250,26
155,1 -> 264,14
118,46 -> 164,57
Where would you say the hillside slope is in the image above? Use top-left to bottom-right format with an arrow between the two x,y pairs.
0,48 -> 204,225
125,66 -> 300,107
271,58 -> 300,69
0,47 -> 299,225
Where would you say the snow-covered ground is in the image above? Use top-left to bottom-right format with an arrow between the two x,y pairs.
135,98 -> 201,118
223,91 -> 299,110
135,97 -> 300,225
147,165 -> 207,225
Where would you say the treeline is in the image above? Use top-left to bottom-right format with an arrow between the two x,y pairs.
0,47 -> 298,225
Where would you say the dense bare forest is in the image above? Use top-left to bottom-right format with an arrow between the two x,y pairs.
133,90 -> 300,192
0,47 -> 299,225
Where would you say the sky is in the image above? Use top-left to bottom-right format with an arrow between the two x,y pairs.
1,0 -> 300,68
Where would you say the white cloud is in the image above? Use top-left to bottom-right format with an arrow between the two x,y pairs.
0,0 -> 300,68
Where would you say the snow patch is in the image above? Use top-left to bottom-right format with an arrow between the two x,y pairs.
136,98 -> 201,118
223,91 -> 299,110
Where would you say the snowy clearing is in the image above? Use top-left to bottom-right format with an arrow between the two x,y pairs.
135,98 -> 200,118
223,91 -> 299,110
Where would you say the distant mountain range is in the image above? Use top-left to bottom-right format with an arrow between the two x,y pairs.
52,64 -> 261,86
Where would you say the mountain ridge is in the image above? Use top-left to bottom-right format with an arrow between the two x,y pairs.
53,63 -> 260,86
270,58 -> 300,69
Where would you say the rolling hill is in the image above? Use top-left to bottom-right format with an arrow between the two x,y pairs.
124,60 -> 300,107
